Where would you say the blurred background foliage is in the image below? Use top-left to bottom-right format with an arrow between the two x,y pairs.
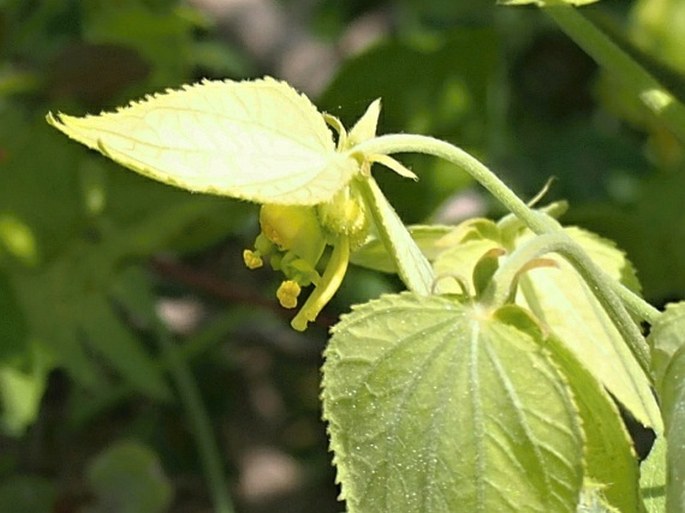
0,0 -> 683,512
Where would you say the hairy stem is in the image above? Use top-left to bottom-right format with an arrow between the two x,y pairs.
484,233 -> 649,371
352,134 -> 660,364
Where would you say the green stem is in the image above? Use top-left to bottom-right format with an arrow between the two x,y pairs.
352,134 -> 659,365
538,233 -> 650,370
353,134 -> 658,320
485,232 -> 650,370
156,326 -> 235,513
542,0 -> 685,146
355,135 -> 560,235
483,234 -> 557,308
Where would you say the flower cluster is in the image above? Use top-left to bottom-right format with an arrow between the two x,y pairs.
243,183 -> 369,331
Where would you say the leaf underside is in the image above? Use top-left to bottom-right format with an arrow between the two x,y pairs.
323,293 -> 583,513
47,77 -> 358,205
514,227 -> 659,430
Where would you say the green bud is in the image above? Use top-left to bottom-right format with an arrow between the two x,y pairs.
317,183 -> 370,250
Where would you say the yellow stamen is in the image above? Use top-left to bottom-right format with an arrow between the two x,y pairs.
243,249 -> 264,269
277,280 -> 301,309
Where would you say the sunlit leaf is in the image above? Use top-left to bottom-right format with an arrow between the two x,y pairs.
514,227 -> 660,430
323,293 -> 583,513
433,220 -> 659,430
576,486 -> 622,513
648,301 -> 685,390
48,77 -> 358,205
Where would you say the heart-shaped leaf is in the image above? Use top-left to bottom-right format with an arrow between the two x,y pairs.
323,293 -> 583,513
434,219 -> 658,429
48,77 -> 358,205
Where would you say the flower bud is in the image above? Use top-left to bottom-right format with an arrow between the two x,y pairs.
317,183 -> 369,250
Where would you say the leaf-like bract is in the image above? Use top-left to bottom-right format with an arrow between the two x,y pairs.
357,179 -> 434,295
47,77 -> 358,205
323,293 -> 583,513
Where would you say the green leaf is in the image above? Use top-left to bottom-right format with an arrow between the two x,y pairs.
0,272 -> 27,362
631,0 -> 685,73
542,330 -> 642,513
82,0 -> 195,87
576,486 -> 622,513
0,111 -> 88,263
433,238 -> 503,295
432,219 -> 659,429
323,293 -> 583,513
648,302 -> 685,391
647,302 -> 685,513
514,227 -> 660,430
87,440 -> 172,513
14,264 -> 103,389
640,436 -> 666,513
47,77 -> 358,205
472,247 -> 506,298
350,224 -> 453,273
12,237 -> 170,399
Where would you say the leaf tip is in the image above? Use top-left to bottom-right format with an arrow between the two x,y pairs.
45,111 -> 64,130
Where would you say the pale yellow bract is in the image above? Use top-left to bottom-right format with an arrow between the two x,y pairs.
47,77 -> 359,205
